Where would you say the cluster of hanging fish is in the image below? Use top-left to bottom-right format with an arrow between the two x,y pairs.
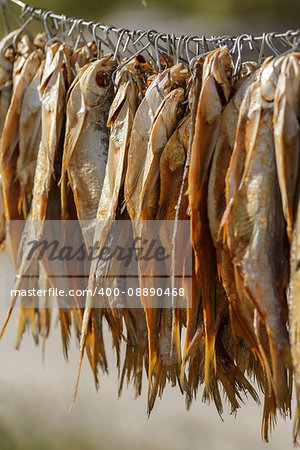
0,27 -> 300,443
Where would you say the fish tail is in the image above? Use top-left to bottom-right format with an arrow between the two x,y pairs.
253,310 -> 274,400
268,334 -> 291,409
15,308 -> 27,349
217,368 -> 241,413
261,385 -> 277,442
70,298 -> 93,412
183,328 -> 203,365
293,400 -> 300,444
58,308 -> 71,360
85,333 -> 99,388
147,349 -> 157,415
16,306 -> 39,348
204,332 -> 216,389
171,308 -> 181,365
29,307 -> 39,344
91,324 -> 100,390
183,281 -> 201,356
179,362 -> 192,398
147,357 -> 161,414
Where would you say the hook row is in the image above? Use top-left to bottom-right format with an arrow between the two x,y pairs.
3,0 -> 300,78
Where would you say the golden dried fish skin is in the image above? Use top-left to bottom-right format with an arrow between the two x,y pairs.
223,58 -> 291,412
61,55 -> 116,247
273,53 -> 300,243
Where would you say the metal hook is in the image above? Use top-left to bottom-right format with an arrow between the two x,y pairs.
272,33 -> 300,63
265,31 -> 289,57
248,35 -> 261,55
122,29 -> 132,55
113,28 -> 129,61
232,34 -> 250,76
111,41 -> 151,88
12,5 -> 35,50
104,25 -> 116,54
74,18 -> 89,51
189,50 -> 211,71
175,34 -> 186,64
185,35 -> 197,67
257,32 -> 266,65
41,9 -> 54,40
265,31 -> 281,56
280,29 -> 296,48
165,34 -> 171,57
153,32 -> 165,72
202,35 -> 209,53
215,34 -> 234,52
92,23 -> 109,58
131,29 -> 144,52
45,13 -> 69,50
130,30 -> 152,64
137,30 -> 156,65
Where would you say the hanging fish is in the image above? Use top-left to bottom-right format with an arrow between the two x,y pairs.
61,54 -> 116,247
221,57 -> 291,417
173,62 -> 203,379
156,113 -> 191,403
280,53 -> 300,443
124,63 -> 188,219
128,66 -> 187,413
1,49 -> 42,269
207,68 -> 266,382
17,59 -> 45,218
0,30 -> 22,246
188,47 -> 233,389
0,43 -> 72,346
95,56 -> 151,393
74,56 -> 151,398
273,53 -> 300,243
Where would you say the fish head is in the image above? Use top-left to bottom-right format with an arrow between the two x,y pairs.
169,63 -> 189,88
240,61 -> 257,78
71,46 -> 92,73
80,55 -> 116,108
260,57 -> 278,102
204,46 -> 233,103
33,33 -> 48,51
39,44 -> 72,93
0,30 -> 20,74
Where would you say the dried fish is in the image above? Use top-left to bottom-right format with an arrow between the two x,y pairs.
222,57 -> 291,413
17,60 -> 45,218
1,49 -> 42,268
125,63 -> 188,219
188,47 -> 233,388
273,53 -> 300,243
61,54 -> 116,247
0,43 -> 71,341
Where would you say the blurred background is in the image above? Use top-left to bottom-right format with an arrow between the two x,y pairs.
18,0 -> 300,36
0,0 -> 299,449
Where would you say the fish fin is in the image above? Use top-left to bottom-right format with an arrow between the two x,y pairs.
70,293 -> 93,411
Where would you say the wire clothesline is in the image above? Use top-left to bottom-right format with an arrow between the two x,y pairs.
2,0 -> 300,73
